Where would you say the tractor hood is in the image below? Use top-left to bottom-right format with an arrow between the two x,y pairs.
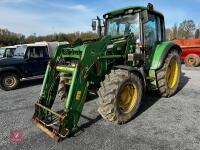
60,35 -> 132,67
67,35 -> 128,52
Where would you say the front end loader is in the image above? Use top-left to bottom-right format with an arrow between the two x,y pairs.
32,3 -> 182,141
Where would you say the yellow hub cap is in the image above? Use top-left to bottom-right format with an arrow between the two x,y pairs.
118,83 -> 137,114
166,57 -> 179,89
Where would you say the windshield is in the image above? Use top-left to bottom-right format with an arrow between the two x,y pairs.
106,13 -> 140,38
14,46 -> 27,58
0,48 -> 6,58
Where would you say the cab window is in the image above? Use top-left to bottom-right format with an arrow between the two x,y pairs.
143,14 -> 163,47
27,46 -> 47,59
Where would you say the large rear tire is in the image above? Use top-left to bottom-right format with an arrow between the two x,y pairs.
156,50 -> 181,97
97,69 -> 143,124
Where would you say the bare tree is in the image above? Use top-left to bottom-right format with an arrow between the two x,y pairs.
195,29 -> 200,38
165,28 -> 172,40
172,24 -> 178,39
179,20 -> 196,39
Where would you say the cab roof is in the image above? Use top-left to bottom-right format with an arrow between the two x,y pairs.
103,6 -> 163,18
2,46 -> 17,49
23,43 -> 47,47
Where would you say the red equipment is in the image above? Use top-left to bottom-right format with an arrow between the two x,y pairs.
173,39 -> 200,67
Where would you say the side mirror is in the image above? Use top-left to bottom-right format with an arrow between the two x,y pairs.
141,10 -> 148,24
92,20 -> 97,31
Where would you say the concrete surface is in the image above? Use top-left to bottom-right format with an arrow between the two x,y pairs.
0,65 -> 200,150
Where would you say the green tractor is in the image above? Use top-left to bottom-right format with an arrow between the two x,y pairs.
32,3 -> 181,141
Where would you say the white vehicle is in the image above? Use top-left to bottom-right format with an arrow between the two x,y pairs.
35,41 -> 69,57
0,46 -> 17,59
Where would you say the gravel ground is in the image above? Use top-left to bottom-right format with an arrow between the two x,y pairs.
0,65 -> 200,150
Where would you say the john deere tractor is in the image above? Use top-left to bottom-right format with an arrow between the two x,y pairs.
32,3 -> 181,141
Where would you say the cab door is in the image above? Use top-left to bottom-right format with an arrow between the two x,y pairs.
142,13 -> 163,67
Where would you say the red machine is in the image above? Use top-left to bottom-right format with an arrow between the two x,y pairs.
173,39 -> 200,67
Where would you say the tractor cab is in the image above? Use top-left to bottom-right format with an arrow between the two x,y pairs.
92,4 -> 165,49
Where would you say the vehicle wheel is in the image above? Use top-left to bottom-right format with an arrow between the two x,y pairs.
0,72 -> 20,91
97,69 -> 143,124
184,54 -> 200,67
156,50 -> 181,97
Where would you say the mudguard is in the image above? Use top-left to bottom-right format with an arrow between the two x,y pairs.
114,65 -> 146,90
149,41 -> 182,70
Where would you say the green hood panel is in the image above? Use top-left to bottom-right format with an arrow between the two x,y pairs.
63,35 -> 127,53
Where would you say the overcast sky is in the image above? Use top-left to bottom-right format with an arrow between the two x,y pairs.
0,0 -> 199,36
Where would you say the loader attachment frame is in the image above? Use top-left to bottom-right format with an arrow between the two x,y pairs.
32,64 -> 88,140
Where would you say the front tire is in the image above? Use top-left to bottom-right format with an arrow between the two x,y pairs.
0,72 -> 20,91
156,50 -> 181,97
97,69 -> 143,124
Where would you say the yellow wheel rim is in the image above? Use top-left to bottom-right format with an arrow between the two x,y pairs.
166,57 -> 179,89
118,83 -> 137,114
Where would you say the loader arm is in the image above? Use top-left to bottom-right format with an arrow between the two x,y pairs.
32,36 -> 112,140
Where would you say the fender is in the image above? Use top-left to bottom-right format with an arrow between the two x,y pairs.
0,66 -> 22,77
149,41 -> 182,70
114,65 -> 146,90
114,65 -> 144,76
